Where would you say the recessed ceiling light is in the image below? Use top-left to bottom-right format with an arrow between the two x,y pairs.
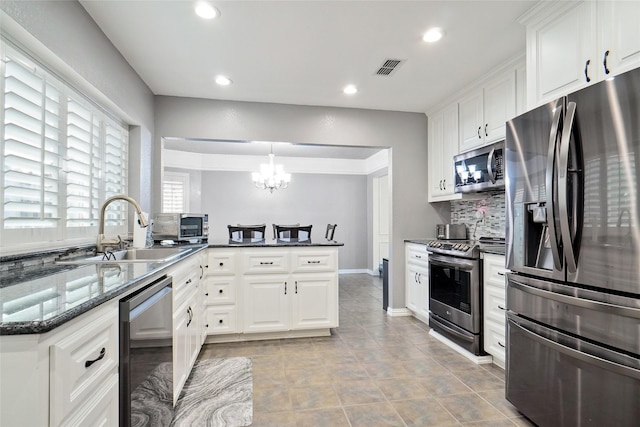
195,2 -> 220,19
343,84 -> 358,95
423,28 -> 444,43
215,75 -> 232,86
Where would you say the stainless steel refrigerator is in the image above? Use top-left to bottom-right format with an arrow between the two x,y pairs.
505,67 -> 640,427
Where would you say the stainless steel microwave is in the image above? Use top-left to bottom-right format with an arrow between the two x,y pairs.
454,141 -> 504,193
152,213 -> 209,241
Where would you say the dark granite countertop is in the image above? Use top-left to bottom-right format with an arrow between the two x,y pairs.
403,239 -> 435,246
208,239 -> 344,247
0,245 -> 207,336
0,241 -> 343,336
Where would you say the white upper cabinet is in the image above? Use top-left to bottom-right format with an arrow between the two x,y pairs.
523,0 -> 640,108
459,70 -> 516,153
428,103 -> 461,202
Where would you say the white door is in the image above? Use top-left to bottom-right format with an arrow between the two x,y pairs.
598,0 -> 640,77
372,174 -> 390,273
458,89 -> 484,152
483,71 -> 516,144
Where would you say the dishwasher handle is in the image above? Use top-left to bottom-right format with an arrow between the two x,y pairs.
121,275 -> 172,321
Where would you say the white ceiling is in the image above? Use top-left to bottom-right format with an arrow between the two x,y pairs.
80,0 -> 537,114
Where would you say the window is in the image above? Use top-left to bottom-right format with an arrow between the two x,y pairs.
0,40 -> 129,251
163,171 -> 189,213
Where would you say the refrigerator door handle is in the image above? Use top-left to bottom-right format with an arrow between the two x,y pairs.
545,106 -> 563,271
559,101 -> 579,273
487,147 -> 496,184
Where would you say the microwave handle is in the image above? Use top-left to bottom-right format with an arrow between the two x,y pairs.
486,148 -> 496,184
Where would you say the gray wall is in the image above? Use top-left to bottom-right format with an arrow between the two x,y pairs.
155,96 -> 449,309
1,0 -> 155,211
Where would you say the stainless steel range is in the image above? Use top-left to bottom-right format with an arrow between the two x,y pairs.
427,238 -> 483,355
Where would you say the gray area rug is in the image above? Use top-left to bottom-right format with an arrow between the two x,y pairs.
131,357 -> 253,427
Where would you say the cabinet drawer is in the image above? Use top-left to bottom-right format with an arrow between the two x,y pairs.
203,276 -> 237,305
206,250 -> 237,275
406,244 -> 429,266
484,284 -> 507,325
49,307 -> 118,426
291,249 -> 337,273
484,319 -> 506,367
173,268 -> 199,308
170,259 -> 199,294
243,250 -> 290,274
484,253 -> 507,284
204,305 -> 238,335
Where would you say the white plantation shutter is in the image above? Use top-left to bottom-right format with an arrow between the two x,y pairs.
2,56 -> 62,229
163,172 -> 189,212
1,40 -> 129,250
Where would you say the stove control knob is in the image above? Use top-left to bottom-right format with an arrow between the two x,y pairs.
463,245 -> 470,251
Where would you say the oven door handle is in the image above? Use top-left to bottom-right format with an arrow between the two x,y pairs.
429,254 -> 476,271
430,315 -> 474,343
510,317 -> 640,380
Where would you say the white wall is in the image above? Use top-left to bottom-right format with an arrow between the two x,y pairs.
155,96 -> 449,309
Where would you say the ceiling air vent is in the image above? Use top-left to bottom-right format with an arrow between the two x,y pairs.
375,59 -> 405,76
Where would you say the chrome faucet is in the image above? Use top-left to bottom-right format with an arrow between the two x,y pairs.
97,195 -> 148,253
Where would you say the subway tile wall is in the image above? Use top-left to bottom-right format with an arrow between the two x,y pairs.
450,191 -> 506,240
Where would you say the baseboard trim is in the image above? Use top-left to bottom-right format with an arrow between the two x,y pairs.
386,307 -> 412,317
339,269 -> 372,275
429,329 -> 493,365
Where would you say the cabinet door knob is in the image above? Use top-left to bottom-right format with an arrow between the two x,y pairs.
498,341 -> 505,348
85,347 -> 106,368
219,289 -> 224,294
498,305 -> 506,311
584,59 -> 591,82
219,319 -> 224,324
205,292 -> 209,296
219,262 -> 223,267
603,50 -> 610,75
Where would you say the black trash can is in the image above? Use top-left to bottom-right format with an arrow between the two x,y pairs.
382,258 -> 389,311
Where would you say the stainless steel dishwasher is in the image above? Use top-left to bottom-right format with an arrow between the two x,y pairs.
120,275 -> 173,427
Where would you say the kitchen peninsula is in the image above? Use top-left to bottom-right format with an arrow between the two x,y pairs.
0,239 -> 342,426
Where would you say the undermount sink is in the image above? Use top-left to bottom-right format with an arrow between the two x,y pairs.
56,247 -> 190,265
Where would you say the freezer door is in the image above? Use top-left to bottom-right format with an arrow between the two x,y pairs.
506,314 -> 640,427
507,273 -> 640,355
505,98 -> 565,282
566,67 -> 640,295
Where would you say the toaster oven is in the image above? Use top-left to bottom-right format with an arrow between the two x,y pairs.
152,213 -> 209,241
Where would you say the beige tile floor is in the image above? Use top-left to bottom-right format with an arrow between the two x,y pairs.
198,273 -> 537,427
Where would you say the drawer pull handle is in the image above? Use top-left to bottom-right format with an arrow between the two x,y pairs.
205,292 -> 209,296
219,289 -> 224,294
85,347 -> 106,368
295,281 -> 298,294
498,341 -> 505,348
307,260 -> 321,264
219,262 -> 223,267
260,261 -> 274,265
219,319 -> 224,324
415,255 -> 422,259
497,272 -> 505,276
186,279 -> 192,284
284,282 -> 287,295
498,305 -> 506,311
205,265 -> 209,268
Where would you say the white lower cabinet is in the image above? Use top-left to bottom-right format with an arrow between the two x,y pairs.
243,274 -> 290,333
168,257 -> 202,404
290,273 -> 337,330
405,243 -> 430,322
482,252 -> 507,368
0,299 -> 120,427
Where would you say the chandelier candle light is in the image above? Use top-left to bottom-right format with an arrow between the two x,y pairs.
251,145 -> 291,193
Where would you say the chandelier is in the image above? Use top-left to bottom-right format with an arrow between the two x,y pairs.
251,145 -> 291,193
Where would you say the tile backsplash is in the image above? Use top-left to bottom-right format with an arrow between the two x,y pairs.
450,191 -> 505,240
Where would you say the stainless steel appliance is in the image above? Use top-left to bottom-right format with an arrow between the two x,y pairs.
505,67 -> 640,427
454,140 -> 505,193
436,223 -> 467,240
427,238 -> 483,355
120,276 -> 173,427
152,213 -> 209,242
